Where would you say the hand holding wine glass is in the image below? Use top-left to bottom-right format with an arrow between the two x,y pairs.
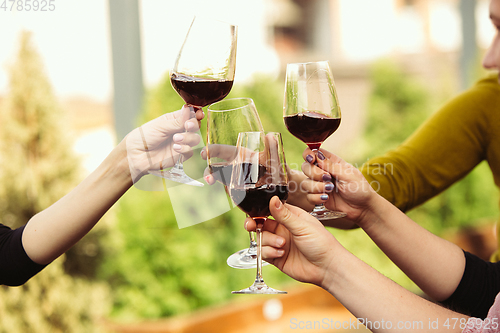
149,16 -> 237,186
283,61 -> 346,220
230,132 -> 289,294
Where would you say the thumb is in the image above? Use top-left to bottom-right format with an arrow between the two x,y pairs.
161,104 -> 192,136
269,196 -> 317,236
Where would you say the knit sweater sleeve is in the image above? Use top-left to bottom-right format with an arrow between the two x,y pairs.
360,75 -> 499,212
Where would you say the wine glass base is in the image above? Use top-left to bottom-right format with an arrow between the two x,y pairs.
227,248 -> 270,269
232,281 -> 287,294
310,210 -> 347,220
148,170 -> 204,187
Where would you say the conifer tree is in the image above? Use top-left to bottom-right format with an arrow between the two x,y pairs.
0,30 -> 79,228
0,31 -> 110,332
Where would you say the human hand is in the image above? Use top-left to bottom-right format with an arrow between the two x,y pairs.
245,196 -> 341,287
201,133 -> 281,185
300,148 -> 378,226
125,105 -> 204,183
286,168 -> 315,212
200,144 -> 238,185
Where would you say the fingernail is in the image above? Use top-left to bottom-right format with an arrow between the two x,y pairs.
173,144 -> 182,151
244,220 -> 249,230
185,122 -> 195,130
306,154 -> 314,163
204,175 -> 211,183
275,198 -> 282,209
276,238 -> 284,247
317,151 -> 325,160
322,173 -> 332,182
173,133 -> 183,142
320,194 -> 329,201
324,182 -> 334,192
277,249 -> 285,256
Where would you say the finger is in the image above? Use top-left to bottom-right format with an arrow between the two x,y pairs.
303,148 -> 318,164
261,246 -> 285,260
301,178 -> 335,194
307,193 -> 331,206
202,167 -> 216,185
200,147 -> 207,160
301,162 -> 333,183
194,107 -> 204,120
269,196 -> 320,235
244,217 -> 256,232
313,150 -> 354,184
244,217 -> 279,233
172,132 -> 201,147
184,117 -> 201,132
262,230 -> 286,248
206,144 -> 238,163
171,143 -> 196,157
148,105 -> 191,138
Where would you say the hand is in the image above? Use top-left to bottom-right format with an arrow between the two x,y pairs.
125,105 -> 204,182
286,168 -> 314,212
245,196 -> 341,287
200,144 -> 238,185
300,148 -> 378,225
201,133 -> 280,185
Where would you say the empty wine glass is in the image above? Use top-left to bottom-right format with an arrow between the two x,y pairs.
229,132 -> 289,294
206,98 -> 268,269
150,16 -> 237,186
283,61 -> 346,220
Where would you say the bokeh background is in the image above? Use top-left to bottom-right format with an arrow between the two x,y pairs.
0,0 -> 497,332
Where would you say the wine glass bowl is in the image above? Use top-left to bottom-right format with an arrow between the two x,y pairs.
206,98 -> 267,269
283,61 -> 346,220
230,132 -> 288,294
150,16 -> 237,186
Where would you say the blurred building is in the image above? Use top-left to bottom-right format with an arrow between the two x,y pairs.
262,0 -> 494,152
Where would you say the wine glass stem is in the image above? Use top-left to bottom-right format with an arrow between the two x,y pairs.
255,218 -> 265,284
248,231 -> 257,254
170,155 -> 184,174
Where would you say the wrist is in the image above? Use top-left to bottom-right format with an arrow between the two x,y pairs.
102,139 -> 133,188
319,243 -> 354,292
354,193 -> 391,230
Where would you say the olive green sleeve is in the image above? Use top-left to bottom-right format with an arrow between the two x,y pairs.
360,77 -> 495,212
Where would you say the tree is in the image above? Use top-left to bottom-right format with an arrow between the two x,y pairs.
0,31 -> 110,332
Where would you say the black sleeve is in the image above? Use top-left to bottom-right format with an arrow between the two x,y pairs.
0,224 -> 47,286
440,251 -> 500,319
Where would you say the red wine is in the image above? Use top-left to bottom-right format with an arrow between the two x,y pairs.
171,73 -> 233,107
284,112 -> 341,150
230,184 -> 288,218
209,163 -> 233,186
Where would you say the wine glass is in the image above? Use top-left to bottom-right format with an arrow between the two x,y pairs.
229,132 -> 289,294
206,98 -> 268,269
283,60 -> 346,220
149,16 -> 238,186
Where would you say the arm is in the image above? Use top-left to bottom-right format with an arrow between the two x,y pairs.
307,148 -> 465,301
21,105 -> 203,265
359,81 -> 493,212
253,197 -> 469,333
